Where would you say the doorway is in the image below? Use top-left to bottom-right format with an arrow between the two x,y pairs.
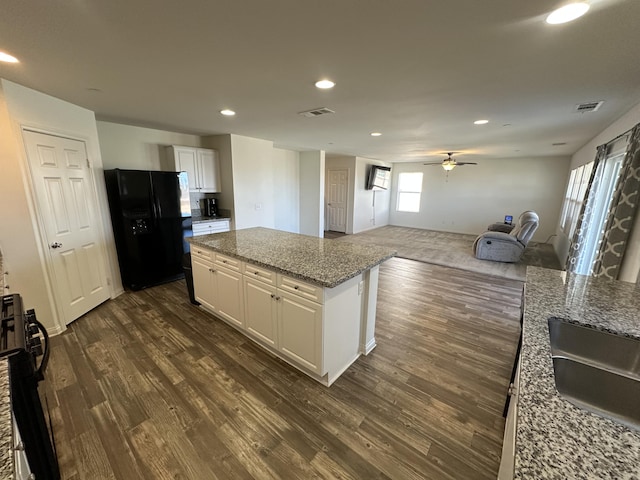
23,130 -> 110,325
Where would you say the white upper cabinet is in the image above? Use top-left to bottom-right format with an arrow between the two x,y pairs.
166,145 -> 221,193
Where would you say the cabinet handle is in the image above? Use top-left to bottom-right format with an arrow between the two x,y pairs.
293,285 -> 299,290
275,296 -> 281,301
209,268 -> 216,273
254,271 -> 259,276
222,260 -> 228,264
270,294 -> 275,299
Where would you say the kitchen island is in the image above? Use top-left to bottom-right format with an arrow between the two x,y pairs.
507,267 -> 640,478
188,227 -> 396,386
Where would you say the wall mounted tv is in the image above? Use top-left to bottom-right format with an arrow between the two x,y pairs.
366,165 -> 391,190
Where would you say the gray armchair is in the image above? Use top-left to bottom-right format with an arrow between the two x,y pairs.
473,211 -> 539,263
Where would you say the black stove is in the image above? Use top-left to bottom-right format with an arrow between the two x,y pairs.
1,294 -> 60,479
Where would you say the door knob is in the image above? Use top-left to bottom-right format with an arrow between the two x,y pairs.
50,242 -> 63,249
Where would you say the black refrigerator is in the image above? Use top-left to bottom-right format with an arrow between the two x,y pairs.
104,169 -> 192,290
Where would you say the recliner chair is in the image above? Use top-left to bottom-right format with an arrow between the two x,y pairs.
473,211 -> 539,263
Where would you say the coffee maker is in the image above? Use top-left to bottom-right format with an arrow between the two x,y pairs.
201,198 -> 218,217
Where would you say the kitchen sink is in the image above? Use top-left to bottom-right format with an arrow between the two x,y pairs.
548,317 -> 640,430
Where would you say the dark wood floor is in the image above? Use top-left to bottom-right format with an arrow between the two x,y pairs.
44,257 -> 523,479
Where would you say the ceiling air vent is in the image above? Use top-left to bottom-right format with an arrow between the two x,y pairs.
298,107 -> 335,118
574,101 -> 603,113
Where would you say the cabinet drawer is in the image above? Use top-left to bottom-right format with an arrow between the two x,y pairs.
278,275 -> 323,304
191,246 -> 213,262
215,253 -> 242,272
244,264 -> 276,285
192,220 -> 230,236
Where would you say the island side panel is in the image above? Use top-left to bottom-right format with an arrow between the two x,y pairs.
323,274 -> 363,386
360,265 -> 379,355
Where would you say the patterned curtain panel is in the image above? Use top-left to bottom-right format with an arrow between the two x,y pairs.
592,123 -> 640,279
566,145 -> 607,273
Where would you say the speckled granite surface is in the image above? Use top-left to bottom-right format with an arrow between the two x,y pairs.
188,227 -> 396,288
517,267 -> 640,479
0,359 -> 13,479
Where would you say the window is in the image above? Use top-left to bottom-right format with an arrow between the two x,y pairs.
396,172 -> 423,212
560,162 -> 594,237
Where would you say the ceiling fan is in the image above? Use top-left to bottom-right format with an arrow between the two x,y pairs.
424,152 -> 477,171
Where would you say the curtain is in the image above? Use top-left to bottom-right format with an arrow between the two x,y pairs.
566,145 -> 607,273
592,124 -> 640,279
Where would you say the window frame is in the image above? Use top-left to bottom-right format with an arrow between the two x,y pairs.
396,171 -> 424,213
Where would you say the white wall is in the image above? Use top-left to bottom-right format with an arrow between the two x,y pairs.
389,156 -> 569,242
96,121 -> 202,170
299,151 -> 325,237
554,102 -> 640,281
273,147 -> 300,233
229,135 -> 276,230
203,134 -> 235,227
0,79 -> 120,333
353,157 -> 392,234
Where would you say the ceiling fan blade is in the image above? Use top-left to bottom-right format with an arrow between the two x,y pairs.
455,162 -> 478,165
423,162 -> 444,166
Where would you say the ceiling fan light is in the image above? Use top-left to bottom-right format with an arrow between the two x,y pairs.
442,163 -> 456,171
546,3 -> 590,24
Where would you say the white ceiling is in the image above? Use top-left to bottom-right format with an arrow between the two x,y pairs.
1,0 -> 639,163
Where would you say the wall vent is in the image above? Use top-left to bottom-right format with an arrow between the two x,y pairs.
574,101 -> 603,113
298,107 -> 335,118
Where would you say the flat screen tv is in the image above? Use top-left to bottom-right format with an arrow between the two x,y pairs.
366,165 -> 391,190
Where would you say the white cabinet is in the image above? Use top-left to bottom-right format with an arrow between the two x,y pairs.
166,145 -> 221,193
192,244 -> 365,386
192,249 -> 244,328
278,289 -> 323,374
192,219 -> 230,236
243,266 -> 323,374
192,249 -> 217,312
244,276 -> 278,347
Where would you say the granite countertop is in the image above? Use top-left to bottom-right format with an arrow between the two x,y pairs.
188,227 -> 396,288
0,359 -> 12,479
517,267 -> 640,479
192,215 -> 231,224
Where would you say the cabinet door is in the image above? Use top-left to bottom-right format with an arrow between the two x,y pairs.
277,291 -> 323,374
193,258 -> 217,311
197,149 -> 221,193
244,277 -> 278,347
215,266 -> 244,329
174,147 -> 199,191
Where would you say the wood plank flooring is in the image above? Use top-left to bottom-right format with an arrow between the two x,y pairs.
44,257 -> 523,479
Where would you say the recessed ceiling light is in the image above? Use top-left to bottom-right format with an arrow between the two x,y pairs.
474,119 -> 489,125
370,132 -> 382,137
315,80 -> 335,89
220,109 -> 236,116
546,3 -> 590,24
0,52 -> 19,63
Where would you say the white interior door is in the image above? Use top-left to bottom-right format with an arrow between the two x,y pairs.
23,130 -> 110,325
327,169 -> 348,232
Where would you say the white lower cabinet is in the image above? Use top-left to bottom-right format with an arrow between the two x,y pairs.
277,290 -> 323,374
243,277 -> 278,347
192,250 -> 244,328
244,274 -> 323,374
192,254 -> 217,312
192,219 -> 230,236
214,266 -> 244,329
193,246 -> 363,385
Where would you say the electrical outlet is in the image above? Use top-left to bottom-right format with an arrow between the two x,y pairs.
255,203 -> 262,211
